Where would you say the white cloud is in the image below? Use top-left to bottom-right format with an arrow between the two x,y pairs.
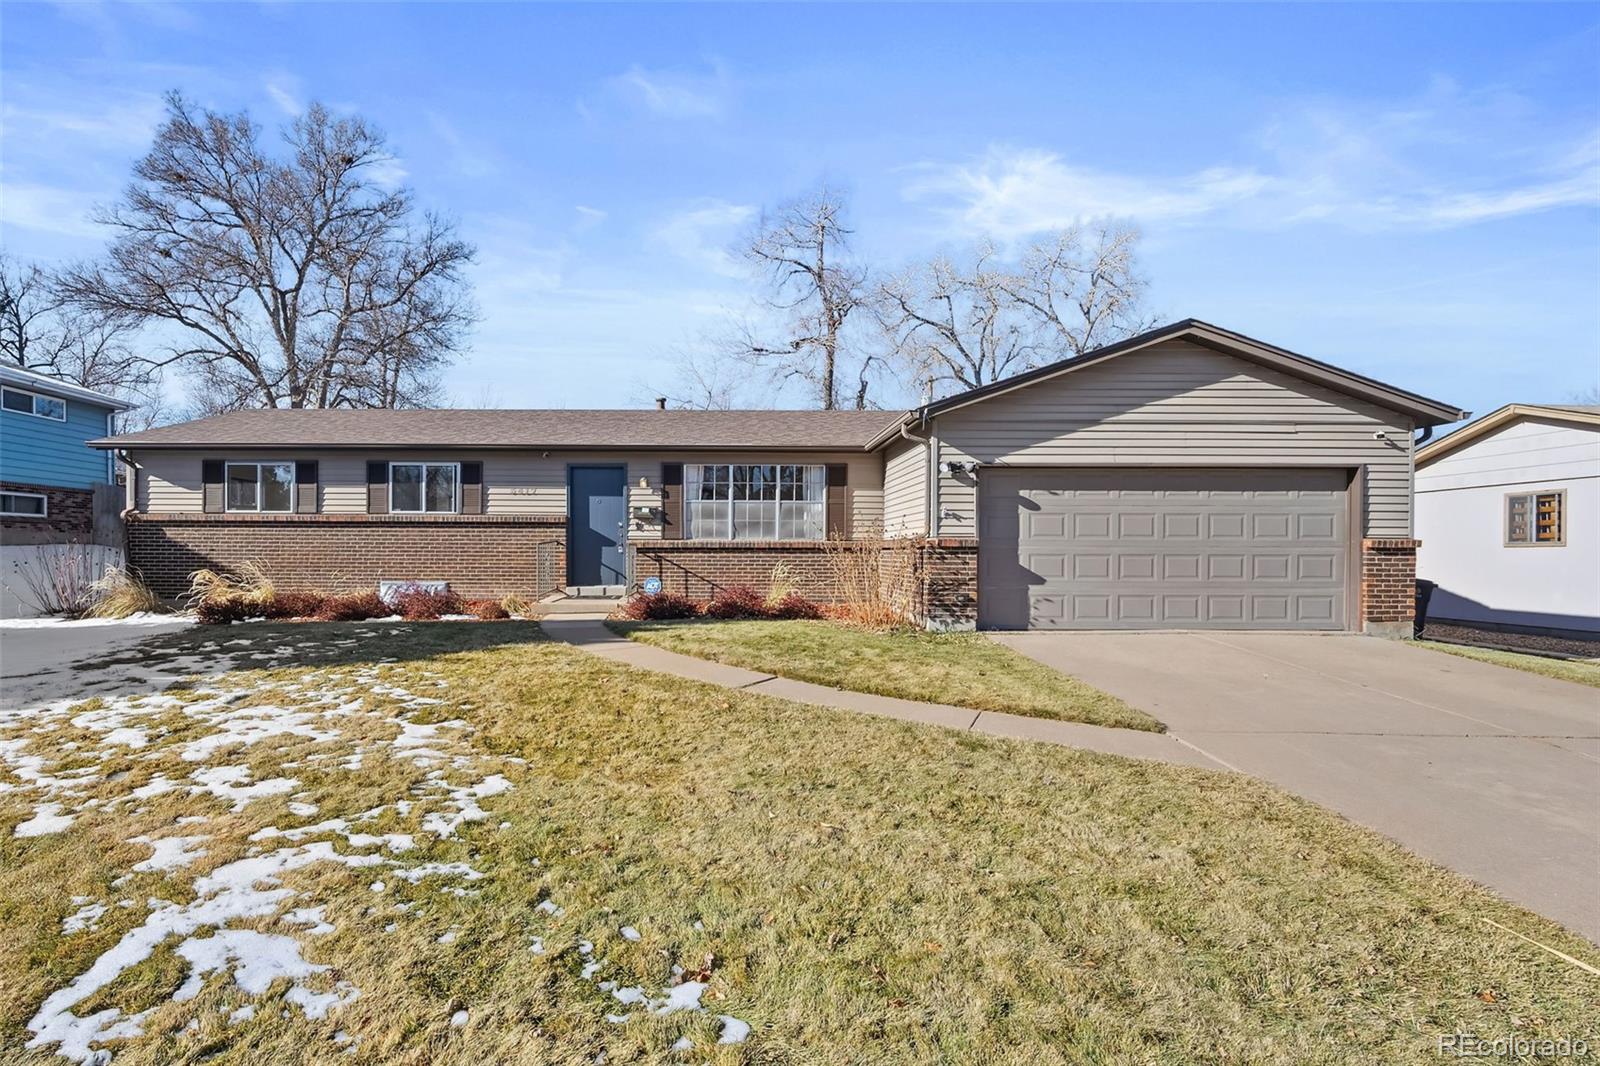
574,205 -> 607,228
364,156 -> 409,189
425,111 -> 496,177
602,62 -> 731,120
648,201 -> 755,276
906,83 -> 1600,238
0,182 -> 110,239
264,72 -> 302,116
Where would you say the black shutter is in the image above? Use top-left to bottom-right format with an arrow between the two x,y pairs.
661,463 -> 684,539
294,461 -> 318,514
366,461 -> 389,514
202,459 -> 225,513
826,464 -> 848,538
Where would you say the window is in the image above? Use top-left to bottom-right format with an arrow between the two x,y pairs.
2,386 -> 66,421
1506,490 -> 1565,546
686,464 -> 825,540
225,462 -> 295,512
0,491 -> 47,517
390,462 -> 458,513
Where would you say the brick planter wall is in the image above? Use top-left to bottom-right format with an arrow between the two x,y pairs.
126,514 -> 566,600
1360,537 -> 1420,639
917,538 -> 980,630
0,481 -> 94,541
630,541 -> 846,602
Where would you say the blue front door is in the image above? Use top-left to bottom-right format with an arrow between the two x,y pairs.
569,466 -> 627,586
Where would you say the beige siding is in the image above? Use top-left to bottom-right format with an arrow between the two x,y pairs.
931,339 -> 1415,537
882,435 -> 928,535
133,448 -> 883,538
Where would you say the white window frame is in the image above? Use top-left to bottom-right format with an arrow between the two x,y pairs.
686,463 -> 826,541
0,490 -> 48,518
224,461 -> 297,514
1,386 -> 67,421
1504,489 -> 1566,547
389,461 -> 460,514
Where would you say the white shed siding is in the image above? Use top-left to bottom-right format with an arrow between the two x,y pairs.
1415,419 -> 1600,633
929,340 -> 1415,537
133,448 -> 883,538
882,435 -> 928,535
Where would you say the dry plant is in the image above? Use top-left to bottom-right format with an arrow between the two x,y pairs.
186,561 -> 276,609
16,543 -> 115,617
764,562 -> 795,605
823,527 -> 920,629
499,593 -> 539,619
83,567 -> 163,619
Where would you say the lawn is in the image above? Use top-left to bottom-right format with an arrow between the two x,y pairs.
3,623 -> 1596,1065
609,618 -> 1161,731
1415,640 -> 1600,688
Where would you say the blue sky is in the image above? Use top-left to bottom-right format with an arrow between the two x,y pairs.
3,2 -> 1597,423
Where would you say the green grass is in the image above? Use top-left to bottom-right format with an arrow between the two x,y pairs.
610,618 -> 1162,731
1415,640 -> 1600,688
3,623 -> 1597,1065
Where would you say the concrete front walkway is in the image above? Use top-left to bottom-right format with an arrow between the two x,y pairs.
539,618 -> 1221,770
990,630 -> 1600,944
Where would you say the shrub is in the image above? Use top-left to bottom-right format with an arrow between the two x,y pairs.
703,585 -> 767,620
263,591 -> 327,620
822,601 -> 911,631
195,595 -> 253,625
467,598 -> 510,620
83,567 -> 164,619
823,529 -> 917,628
618,591 -> 700,621
765,592 -> 822,620
500,593 -> 537,619
391,586 -> 464,621
314,591 -> 389,622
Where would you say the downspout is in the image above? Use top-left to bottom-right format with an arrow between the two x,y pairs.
115,449 -> 139,514
923,409 -> 939,539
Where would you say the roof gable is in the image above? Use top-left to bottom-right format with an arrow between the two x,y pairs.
1416,403 -> 1600,468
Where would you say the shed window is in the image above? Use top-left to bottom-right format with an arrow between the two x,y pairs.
226,462 -> 295,512
0,491 -> 47,517
686,464 -> 825,540
1505,490 -> 1565,546
391,462 -> 458,513
2,386 -> 66,421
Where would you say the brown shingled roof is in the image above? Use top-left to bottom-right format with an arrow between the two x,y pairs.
91,408 -> 903,451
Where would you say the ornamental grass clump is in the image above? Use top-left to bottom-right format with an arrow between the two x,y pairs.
82,567 -> 164,619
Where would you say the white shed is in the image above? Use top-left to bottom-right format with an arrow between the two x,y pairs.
1415,404 -> 1600,637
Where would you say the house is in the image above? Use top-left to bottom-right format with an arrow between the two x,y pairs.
1414,403 -> 1600,638
1,364 -> 132,544
91,320 -> 1466,635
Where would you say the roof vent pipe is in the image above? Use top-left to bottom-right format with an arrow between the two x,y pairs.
655,397 -> 667,410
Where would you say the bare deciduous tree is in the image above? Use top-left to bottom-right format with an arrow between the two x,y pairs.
876,224 -> 1153,396
0,255 -> 164,426
731,185 -> 877,409
57,92 -> 475,411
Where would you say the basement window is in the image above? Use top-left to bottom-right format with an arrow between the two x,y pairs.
390,462 -> 459,514
0,491 -> 47,517
686,464 -> 825,540
1505,490 -> 1565,546
226,462 -> 295,513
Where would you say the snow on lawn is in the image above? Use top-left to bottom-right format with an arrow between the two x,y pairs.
2,627 -> 524,1065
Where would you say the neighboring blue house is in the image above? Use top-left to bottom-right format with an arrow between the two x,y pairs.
0,363 -> 132,543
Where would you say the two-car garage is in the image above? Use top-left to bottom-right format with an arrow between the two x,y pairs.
977,467 -> 1354,630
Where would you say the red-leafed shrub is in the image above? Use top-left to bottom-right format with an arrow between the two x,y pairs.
618,591 -> 700,621
195,596 -> 253,625
314,591 -> 389,622
467,598 -> 510,620
263,591 -> 327,620
391,586 -> 464,621
765,592 -> 822,620
703,585 -> 766,620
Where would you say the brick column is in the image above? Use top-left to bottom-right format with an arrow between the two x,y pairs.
917,538 -> 979,631
1360,537 -> 1420,639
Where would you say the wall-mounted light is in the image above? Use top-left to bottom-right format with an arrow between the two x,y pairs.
940,460 -> 978,475
638,476 -> 650,490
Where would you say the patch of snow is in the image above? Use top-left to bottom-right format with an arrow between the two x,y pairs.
62,902 -> 107,935
620,926 -> 640,942
287,801 -> 319,817
717,1015 -> 751,1044
449,1010 -> 468,1028
535,899 -> 563,917
129,835 -> 208,873
15,802 -> 74,837
228,1005 -> 255,1024
0,613 -> 190,630
188,766 -> 297,812
436,930 -> 457,944
282,907 -> 335,936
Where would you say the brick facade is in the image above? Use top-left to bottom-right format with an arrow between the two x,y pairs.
630,541 -> 847,602
126,514 -> 566,600
1360,537 -> 1420,638
915,539 -> 980,630
0,481 -> 95,541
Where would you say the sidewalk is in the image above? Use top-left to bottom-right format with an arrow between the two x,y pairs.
539,617 -> 1223,770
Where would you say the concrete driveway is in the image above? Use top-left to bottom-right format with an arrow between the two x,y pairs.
1,619 -> 194,706
989,631 -> 1600,943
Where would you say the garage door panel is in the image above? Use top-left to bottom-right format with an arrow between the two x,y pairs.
979,468 -> 1350,630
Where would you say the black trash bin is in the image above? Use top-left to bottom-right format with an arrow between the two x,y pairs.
1414,579 -> 1436,638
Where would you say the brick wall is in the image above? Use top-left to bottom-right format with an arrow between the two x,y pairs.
126,514 -> 566,600
631,541 -> 847,601
0,481 -> 95,541
917,538 -> 980,630
1360,537 -> 1420,636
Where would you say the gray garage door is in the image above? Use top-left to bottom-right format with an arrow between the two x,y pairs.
978,468 -> 1350,630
